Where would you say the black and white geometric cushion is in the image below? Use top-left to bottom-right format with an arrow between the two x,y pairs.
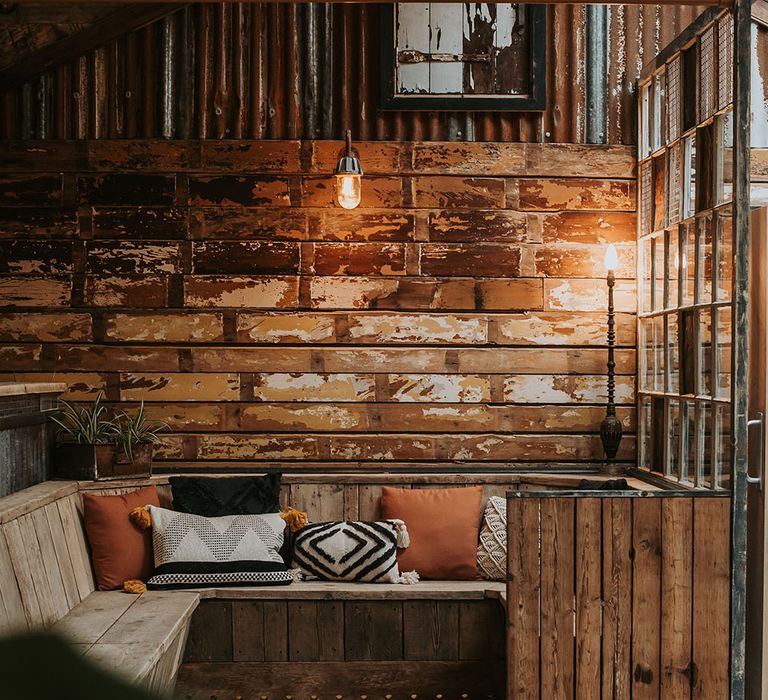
145,505 -> 293,589
292,520 -> 411,583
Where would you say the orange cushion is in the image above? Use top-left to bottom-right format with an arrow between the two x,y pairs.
83,486 -> 160,591
380,486 -> 483,580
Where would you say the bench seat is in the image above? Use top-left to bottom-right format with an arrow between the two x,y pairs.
195,579 -> 506,603
53,590 -> 199,695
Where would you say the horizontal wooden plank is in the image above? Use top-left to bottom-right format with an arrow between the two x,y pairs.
188,176 -> 290,207
84,276 -> 169,308
420,243 -> 522,277
311,242 -> 407,276
0,372 -> 106,400
516,178 -> 635,211
0,313 -> 92,342
85,242 -> 182,275
0,174 -> 62,206
199,141 -> 301,172
119,373 -> 240,402
190,208 -> 308,241
412,142 -> 526,175
183,276 -> 298,308
428,210 -> 541,243
412,176 -> 506,209
0,480 -> 77,525
493,311 -> 636,346
543,278 -> 637,312
0,208 -> 78,239
78,174 -> 175,206
309,141 -> 405,174
0,276 -> 71,307
541,211 -> 636,244
91,207 -> 188,240
533,244 -> 635,278
192,241 -> 299,275
307,210 -> 415,242
253,373 -> 375,402
103,312 -> 224,342
0,241 -> 73,274
504,374 -> 635,404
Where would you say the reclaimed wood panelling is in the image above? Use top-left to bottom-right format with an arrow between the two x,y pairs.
507,493 -> 731,700
0,140 -> 637,472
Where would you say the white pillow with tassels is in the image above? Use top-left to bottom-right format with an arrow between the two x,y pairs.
477,496 -> 507,581
292,519 -> 419,584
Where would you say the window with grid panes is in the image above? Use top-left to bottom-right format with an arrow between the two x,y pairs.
637,11 -> 733,489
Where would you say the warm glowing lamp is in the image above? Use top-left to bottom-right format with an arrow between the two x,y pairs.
335,130 -> 363,209
600,243 -> 623,472
604,243 -> 619,272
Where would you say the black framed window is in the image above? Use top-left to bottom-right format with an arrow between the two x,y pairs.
380,3 -> 546,111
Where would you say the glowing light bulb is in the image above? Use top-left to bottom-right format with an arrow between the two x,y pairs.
604,243 -> 619,272
336,173 -> 362,209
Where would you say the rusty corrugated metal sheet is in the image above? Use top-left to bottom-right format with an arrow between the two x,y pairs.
0,3 -> 707,144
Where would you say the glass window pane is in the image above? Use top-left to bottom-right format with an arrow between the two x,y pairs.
681,221 -> 696,306
640,83 -> 652,159
653,236 -> 665,311
680,309 -> 697,395
698,402 -> 713,487
653,72 -> 664,152
699,309 -> 713,397
653,155 -> 666,232
716,305 -> 732,400
668,143 -> 682,225
640,318 -> 654,391
640,161 -> 653,236
715,404 -> 732,489
697,214 -> 713,304
715,111 -> 733,205
667,398 -> 681,479
667,225 -> 680,307
683,134 -> 697,219
667,312 -> 680,393
715,207 -> 732,301
683,399 -> 697,483
667,56 -> 681,143
641,237 -> 653,313
639,396 -> 653,470
654,315 -> 665,392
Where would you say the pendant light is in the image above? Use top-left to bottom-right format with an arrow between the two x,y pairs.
335,130 -> 363,209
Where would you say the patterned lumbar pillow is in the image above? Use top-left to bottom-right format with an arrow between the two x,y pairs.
477,496 -> 507,581
145,505 -> 293,589
292,520 -> 417,584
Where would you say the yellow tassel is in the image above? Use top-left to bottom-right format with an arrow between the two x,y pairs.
123,579 -> 147,594
129,505 -> 152,530
280,507 -> 308,532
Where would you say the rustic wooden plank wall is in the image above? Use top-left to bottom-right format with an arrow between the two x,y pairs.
506,493 -> 731,699
0,139 -> 637,472
178,598 -> 506,699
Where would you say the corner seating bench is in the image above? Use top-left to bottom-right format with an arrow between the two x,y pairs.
0,473 -> 653,698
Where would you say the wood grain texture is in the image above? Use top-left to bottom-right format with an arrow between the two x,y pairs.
0,140 -> 636,472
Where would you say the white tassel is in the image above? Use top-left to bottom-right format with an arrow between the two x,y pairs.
287,568 -> 304,583
398,570 -> 420,585
391,519 -> 410,548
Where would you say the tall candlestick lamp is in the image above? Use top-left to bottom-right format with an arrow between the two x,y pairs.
600,243 -> 623,473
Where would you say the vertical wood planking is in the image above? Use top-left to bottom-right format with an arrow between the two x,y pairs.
506,496 -> 540,699
287,600 -> 344,661
43,502 -> 80,610
262,601 -> 289,661
540,497 -> 574,699
458,601 -> 505,661
404,600 -> 459,661
56,494 -> 95,600
603,497 -> 633,700
691,497 -> 730,699
574,497 -> 602,699
0,526 -> 27,634
289,483 -> 345,522
2,519 -> 43,628
660,498 -> 693,699
183,600 -> 233,662
28,508 -> 69,621
631,498 -> 662,699
233,601 -> 265,662
344,601 -> 403,661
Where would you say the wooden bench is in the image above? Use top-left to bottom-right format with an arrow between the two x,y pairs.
0,480 -> 198,695
0,472 -> 655,698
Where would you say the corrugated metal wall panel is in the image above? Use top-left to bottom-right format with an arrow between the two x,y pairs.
0,3 -> 707,144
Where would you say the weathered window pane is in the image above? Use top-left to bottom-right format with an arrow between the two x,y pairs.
699,308 -> 713,397
715,305 -> 732,400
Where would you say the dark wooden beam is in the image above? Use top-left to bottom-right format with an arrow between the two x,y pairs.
0,3 -> 184,90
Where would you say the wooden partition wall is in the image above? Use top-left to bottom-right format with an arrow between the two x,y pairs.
506,491 -> 731,699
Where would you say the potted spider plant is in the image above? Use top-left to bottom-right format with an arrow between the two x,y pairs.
50,394 -> 168,480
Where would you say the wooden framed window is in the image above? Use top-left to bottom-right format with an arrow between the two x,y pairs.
380,3 -> 546,110
637,11 -> 734,489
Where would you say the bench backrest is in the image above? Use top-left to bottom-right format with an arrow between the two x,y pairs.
0,471 -> 651,635
0,482 -> 95,634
